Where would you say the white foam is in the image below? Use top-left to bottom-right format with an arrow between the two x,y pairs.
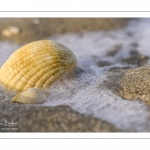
1,19 -> 150,131
0,41 -> 19,66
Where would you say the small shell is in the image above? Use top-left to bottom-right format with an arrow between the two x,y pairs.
2,26 -> 21,37
33,19 -> 41,25
11,88 -> 50,104
0,40 -> 77,104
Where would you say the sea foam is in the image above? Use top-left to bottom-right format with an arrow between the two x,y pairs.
1,19 -> 150,131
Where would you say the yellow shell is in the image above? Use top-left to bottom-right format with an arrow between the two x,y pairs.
0,40 -> 77,104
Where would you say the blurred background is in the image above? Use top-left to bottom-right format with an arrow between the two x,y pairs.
0,18 -> 131,44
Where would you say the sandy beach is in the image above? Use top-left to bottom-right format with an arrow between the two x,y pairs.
1,18 -> 149,132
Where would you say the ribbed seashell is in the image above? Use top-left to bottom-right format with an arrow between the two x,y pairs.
0,40 -> 77,104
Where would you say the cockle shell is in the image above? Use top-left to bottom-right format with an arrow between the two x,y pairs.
0,40 -> 77,104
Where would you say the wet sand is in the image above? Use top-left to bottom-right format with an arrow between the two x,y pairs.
0,18 -> 132,132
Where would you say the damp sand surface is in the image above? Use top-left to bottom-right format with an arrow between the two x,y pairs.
1,18 -> 150,132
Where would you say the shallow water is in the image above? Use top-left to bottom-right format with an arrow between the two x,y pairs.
1,19 -> 150,131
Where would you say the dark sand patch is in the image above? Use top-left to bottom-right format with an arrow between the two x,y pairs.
0,101 -> 121,132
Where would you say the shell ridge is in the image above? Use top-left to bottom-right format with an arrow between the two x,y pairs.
7,58 -> 60,89
11,63 -> 61,91
23,65 -> 65,89
43,70 -> 66,88
2,56 -> 75,91
35,66 -> 67,88
0,40 -> 77,104
18,56 -> 74,84
23,62 -> 63,84
7,49 -> 74,78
